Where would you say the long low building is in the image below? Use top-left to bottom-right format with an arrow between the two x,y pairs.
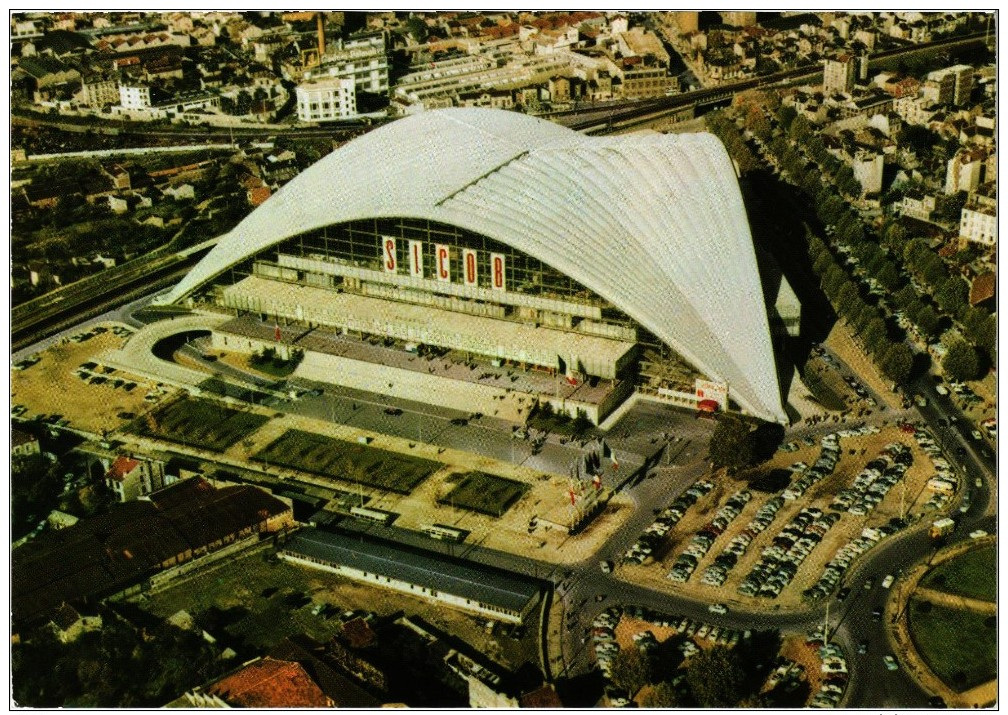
279,528 -> 544,625
11,477 -> 293,627
164,107 -> 790,424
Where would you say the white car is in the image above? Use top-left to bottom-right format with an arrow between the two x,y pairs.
970,530 -> 989,539
708,603 -> 728,615
881,574 -> 894,589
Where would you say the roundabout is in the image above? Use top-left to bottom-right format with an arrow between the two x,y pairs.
887,536 -> 997,708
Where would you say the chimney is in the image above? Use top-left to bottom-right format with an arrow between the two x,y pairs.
317,13 -> 325,59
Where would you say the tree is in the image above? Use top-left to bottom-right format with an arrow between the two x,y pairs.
788,114 -> 812,144
775,104 -> 797,132
813,251 -> 835,277
881,220 -> 908,251
835,165 -> 859,196
935,276 -> 967,317
943,340 -> 979,382
234,90 -> 253,116
962,307 -> 995,355
914,304 -> 940,340
822,265 -> 848,299
686,645 -> 747,707
708,417 -> 755,472
876,260 -> 903,291
609,648 -> 653,697
920,254 -> 947,288
639,680 -> 680,708
880,342 -> 914,385
834,281 -> 859,317
903,237 -> 930,265
863,317 -> 888,354
404,15 -> 429,43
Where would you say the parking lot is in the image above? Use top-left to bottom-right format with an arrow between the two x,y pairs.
588,604 -> 846,707
617,424 -> 949,610
10,323 -> 163,435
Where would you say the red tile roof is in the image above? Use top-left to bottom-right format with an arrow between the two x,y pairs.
248,186 -> 272,207
970,271 -> 995,306
106,455 -> 140,482
340,617 -> 376,649
208,657 -> 332,708
519,683 -> 564,708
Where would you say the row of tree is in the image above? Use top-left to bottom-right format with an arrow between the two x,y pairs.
704,111 -> 761,176
750,99 -> 991,385
808,234 -> 915,385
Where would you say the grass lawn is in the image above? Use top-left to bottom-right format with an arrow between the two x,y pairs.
132,397 -> 270,452
254,429 -> 440,494
439,471 -> 530,517
920,544 -> 996,602
907,600 -> 997,692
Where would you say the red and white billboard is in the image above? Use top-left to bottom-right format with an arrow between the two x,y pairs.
463,249 -> 478,286
435,244 -> 451,283
695,379 -> 728,411
408,240 -> 424,279
382,237 -> 397,273
491,253 -> 506,291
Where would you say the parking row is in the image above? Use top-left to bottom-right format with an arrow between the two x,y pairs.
738,507 -> 837,598
782,433 -> 841,501
623,479 -> 714,565
914,427 -> 958,512
803,517 -> 908,602
667,489 -> 752,583
701,495 -> 784,587
810,643 -> 849,708
917,428 -> 957,487
831,442 -> 912,516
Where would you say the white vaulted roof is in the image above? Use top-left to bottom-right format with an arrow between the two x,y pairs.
167,108 -> 786,422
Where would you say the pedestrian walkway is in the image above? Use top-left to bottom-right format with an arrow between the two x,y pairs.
913,586 -> 996,616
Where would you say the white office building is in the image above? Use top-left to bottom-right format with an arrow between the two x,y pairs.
296,77 -> 356,122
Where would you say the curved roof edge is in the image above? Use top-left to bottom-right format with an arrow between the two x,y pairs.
167,108 -> 786,423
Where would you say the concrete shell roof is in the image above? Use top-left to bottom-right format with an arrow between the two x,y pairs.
168,108 -> 785,422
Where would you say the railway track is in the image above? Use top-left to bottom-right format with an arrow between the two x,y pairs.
11,253 -> 204,353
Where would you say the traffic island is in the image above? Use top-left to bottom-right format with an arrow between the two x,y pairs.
887,537 -> 997,708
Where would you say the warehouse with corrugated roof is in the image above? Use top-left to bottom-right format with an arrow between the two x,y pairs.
279,528 -> 543,624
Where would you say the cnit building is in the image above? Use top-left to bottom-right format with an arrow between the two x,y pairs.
165,108 -> 793,425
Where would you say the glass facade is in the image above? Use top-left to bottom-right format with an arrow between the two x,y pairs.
222,216 -> 646,339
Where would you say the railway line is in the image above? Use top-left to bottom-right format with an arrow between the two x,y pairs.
559,30 -> 988,133
11,250 -> 207,353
